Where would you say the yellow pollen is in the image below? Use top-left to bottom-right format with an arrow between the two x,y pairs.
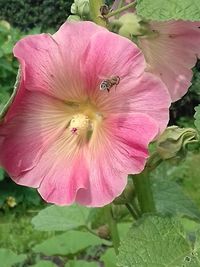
70,114 -> 92,136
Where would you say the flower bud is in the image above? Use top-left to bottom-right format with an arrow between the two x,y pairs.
0,20 -> 11,31
97,225 -> 110,239
67,15 -> 81,22
109,19 -> 123,34
6,196 -> 17,208
70,0 -> 90,20
118,13 -> 149,40
71,3 -> 78,14
156,126 -> 200,160
79,1 -> 90,18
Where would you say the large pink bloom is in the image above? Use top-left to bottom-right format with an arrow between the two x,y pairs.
112,1 -> 200,102
138,21 -> 200,102
0,22 -> 170,207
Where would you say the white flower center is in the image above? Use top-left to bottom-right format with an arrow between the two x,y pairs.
70,114 -> 92,136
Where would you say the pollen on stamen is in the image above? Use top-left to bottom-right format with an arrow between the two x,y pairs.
69,113 -> 93,137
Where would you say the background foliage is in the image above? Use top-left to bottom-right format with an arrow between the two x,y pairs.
136,0 -> 200,21
0,0 -> 74,31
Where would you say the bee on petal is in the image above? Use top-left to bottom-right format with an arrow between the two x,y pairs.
100,76 -> 120,92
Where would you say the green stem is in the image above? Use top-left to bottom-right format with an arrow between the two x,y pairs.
146,151 -> 163,171
125,203 -> 138,220
118,0 -> 124,8
131,169 -> 156,214
85,226 -> 99,237
104,205 -> 120,254
105,1 -> 136,19
89,0 -> 107,27
131,198 -> 142,217
115,0 -> 124,18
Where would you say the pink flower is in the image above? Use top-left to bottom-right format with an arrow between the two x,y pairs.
112,1 -> 200,102
138,21 -> 200,102
0,22 -> 170,207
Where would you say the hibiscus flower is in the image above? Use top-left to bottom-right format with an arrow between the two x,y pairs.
112,1 -> 200,102
0,22 -> 170,207
138,21 -> 200,101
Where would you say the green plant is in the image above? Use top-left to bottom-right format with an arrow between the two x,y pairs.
0,0 -> 74,31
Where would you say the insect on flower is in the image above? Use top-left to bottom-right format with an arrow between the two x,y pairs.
100,75 -> 120,92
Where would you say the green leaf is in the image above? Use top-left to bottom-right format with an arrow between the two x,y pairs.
32,204 -> 90,231
100,248 -> 116,267
30,260 -> 57,267
117,215 -> 199,267
0,168 -> 5,181
33,230 -> 104,256
0,68 -> 21,121
65,260 -> 99,267
0,91 -> 10,107
136,0 -> 200,21
180,217 -> 200,233
191,231 -> 200,266
194,105 -> 200,132
88,208 -> 107,228
181,229 -> 200,266
0,249 -> 26,267
118,223 -> 131,239
152,178 -> 200,220
22,188 -> 41,205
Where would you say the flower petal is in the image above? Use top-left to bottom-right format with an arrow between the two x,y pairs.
138,21 -> 200,102
120,72 -> 171,133
17,113 -> 158,207
0,91 -> 72,184
19,131 -> 89,204
80,30 -> 170,133
76,113 -> 159,206
95,71 -> 170,133
1,21 -> 171,208
38,150 -> 89,206
13,22 -> 106,101
81,30 -> 145,96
